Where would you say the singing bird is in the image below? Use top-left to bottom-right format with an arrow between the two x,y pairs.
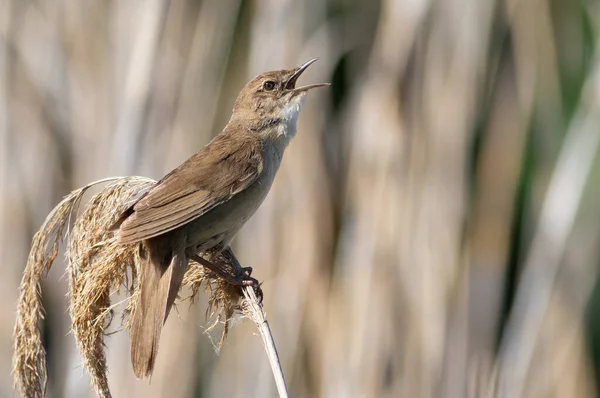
113,59 -> 329,378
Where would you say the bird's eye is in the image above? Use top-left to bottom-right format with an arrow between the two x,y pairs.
263,81 -> 276,91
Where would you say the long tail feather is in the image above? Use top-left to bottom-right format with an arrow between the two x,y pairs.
130,249 -> 187,379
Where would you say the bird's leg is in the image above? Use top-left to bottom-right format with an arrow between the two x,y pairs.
187,248 -> 263,302
189,253 -> 258,287
219,247 -> 257,285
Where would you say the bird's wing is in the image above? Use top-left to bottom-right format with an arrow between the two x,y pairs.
118,131 -> 263,244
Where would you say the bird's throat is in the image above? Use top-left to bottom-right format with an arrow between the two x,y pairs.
275,94 -> 305,140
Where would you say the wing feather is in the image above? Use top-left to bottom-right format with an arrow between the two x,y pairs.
118,130 -> 263,244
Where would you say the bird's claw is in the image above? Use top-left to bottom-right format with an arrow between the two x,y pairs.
237,274 -> 263,303
240,275 -> 259,287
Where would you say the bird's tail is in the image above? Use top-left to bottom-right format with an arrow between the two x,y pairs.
130,248 -> 187,379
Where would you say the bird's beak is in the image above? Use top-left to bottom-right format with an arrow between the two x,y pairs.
285,58 -> 330,91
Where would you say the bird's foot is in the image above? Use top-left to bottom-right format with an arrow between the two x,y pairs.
189,254 -> 262,301
224,267 -> 263,302
235,267 -> 263,303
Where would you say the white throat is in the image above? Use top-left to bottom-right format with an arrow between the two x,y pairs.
277,94 -> 306,140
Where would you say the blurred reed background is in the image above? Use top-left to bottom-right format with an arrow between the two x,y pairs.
2,0 -> 600,397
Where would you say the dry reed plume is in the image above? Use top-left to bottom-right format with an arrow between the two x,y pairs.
13,177 -> 254,398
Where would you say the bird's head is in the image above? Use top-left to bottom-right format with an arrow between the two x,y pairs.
231,59 -> 329,136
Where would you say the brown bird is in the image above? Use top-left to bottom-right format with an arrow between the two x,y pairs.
113,59 -> 329,379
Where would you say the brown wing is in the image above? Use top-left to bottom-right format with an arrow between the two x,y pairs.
118,129 -> 263,244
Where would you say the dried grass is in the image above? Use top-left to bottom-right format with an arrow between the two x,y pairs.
183,248 -> 246,348
66,177 -> 154,398
14,177 -> 253,398
13,176 -> 133,398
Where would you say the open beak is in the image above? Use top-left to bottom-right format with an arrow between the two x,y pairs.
285,58 -> 330,91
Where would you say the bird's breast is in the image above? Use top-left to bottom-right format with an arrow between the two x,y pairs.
182,142 -> 284,251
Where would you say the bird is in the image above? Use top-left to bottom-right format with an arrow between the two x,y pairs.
112,58 -> 329,379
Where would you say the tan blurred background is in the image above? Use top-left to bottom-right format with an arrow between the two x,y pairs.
3,0 -> 600,397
